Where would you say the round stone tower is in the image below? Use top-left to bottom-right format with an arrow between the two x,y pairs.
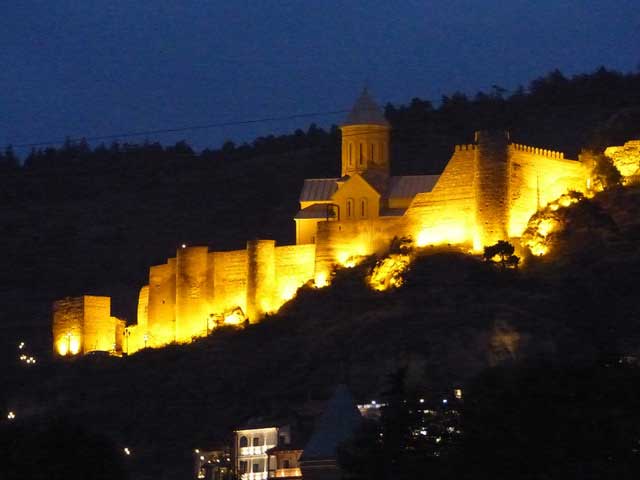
175,245 -> 209,342
474,130 -> 510,247
340,88 -> 391,179
246,239 -> 276,323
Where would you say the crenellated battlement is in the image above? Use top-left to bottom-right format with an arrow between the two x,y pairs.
511,143 -> 564,159
454,144 -> 476,151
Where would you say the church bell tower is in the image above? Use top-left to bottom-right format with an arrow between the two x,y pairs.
340,89 -> 390,178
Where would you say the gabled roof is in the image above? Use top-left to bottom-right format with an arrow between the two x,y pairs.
300,385 -> 362,461
388,174 -> 440,198
299,179 -> 338,202
342,88 -> 390,127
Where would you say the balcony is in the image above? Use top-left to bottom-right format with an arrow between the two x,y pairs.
240,472 -> 268,480
271,467 -> 302,478
239,445 -> 275,456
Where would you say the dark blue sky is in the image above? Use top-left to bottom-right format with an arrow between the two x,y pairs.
2,1 -> 639,155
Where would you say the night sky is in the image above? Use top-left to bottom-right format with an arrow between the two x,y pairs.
2,1 -> 639,155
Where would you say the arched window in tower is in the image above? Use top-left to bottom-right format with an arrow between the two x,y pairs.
346,198 -> 354,218
359,143 -> 363,165
360,198 -> 368,218
370,143 -> 375,164
348,143 -> 353,166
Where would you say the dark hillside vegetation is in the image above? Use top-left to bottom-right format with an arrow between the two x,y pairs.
5,181 -> 640,478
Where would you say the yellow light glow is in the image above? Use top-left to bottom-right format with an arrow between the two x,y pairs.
415,224 -> 466,247
314,272 -> 329,288
336,251 -> 364,268
368,254 -> 411,291
279,283 -> 298,302
69,336 -> 81,355
223,308 -> 245,325
537,218 -> 555,237
530,244 -> 548,256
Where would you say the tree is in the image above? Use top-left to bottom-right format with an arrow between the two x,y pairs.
483,241 -> 519,269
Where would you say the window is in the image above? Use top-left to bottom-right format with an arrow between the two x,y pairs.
239,461 -> 248,473
348,143 -> 353,166
239,436 -> 248,448
370,143 -> 375,162
360,198 -> 367,218
253,462 -> 262,473
283,460 -> 290,469
346,198 -> 354,218
359,143 -> 363,165
253,437 -> 262,447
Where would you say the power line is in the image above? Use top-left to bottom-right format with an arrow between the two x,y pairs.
10,109 -> 351,149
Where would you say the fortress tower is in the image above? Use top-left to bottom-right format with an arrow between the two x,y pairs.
473,130 -> 510,246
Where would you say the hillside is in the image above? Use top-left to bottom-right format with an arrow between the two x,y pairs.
4,183 -> 640,478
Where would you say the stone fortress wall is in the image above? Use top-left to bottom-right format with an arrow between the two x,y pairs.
51,129 -> 593,357
51,130 -> 593,357
57,83 -> 640,359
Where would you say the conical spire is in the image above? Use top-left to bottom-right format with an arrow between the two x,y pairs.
343,88 -> 390,127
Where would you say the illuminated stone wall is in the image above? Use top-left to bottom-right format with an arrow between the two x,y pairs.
121,242 -> 318,353
176,246 -> 209,342
403,136 -> 587,250
147,259 -> 176,347
53,129 -> 595,357
53,296 -> 122,356
405,145 -> 476,248
246,240 -> 276,322
53,297 -> 84,356
314,217 -> 404,284
211,249 -> 248,317
474,131 -> 510,245
508,144 -> 587,237
82,296 -> 115,353
274,244 -> 316,302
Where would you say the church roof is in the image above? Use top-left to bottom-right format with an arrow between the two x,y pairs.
300,385 -> 362,462
388,174 -> 440,198
295,204 -> 336,220
342,88 -> 390,127
299,178 -> 338,202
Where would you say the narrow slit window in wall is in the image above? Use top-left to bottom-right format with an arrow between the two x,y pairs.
360,198 -> 367,218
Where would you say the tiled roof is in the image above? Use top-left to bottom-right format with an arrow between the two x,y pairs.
294,204 -> 337,220
388,175 -> 439,198
342,88 -> 390,127
299,179 -> 338,202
